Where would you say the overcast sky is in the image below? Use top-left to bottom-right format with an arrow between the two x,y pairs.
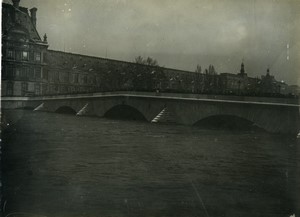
4,0 -> 300,85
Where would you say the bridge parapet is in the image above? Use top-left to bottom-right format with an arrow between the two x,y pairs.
2,91 -> 299,105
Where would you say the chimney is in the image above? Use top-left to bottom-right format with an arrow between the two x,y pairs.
12,0 -> 20,9
30,7 -> 37,28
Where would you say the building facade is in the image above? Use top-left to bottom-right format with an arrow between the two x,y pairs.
219,63 -> 250,95
2,0 -> 48,97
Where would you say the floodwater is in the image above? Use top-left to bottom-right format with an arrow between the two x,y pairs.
1,110 -> 299,217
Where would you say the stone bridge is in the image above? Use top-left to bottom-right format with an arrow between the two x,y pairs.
2,91 -> 300,134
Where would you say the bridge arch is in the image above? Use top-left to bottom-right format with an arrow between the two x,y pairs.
55,106 -> 77,115
193,114 -> 263,131
104,104 -> 147,121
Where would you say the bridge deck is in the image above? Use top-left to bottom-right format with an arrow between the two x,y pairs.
2,91 -> 299,107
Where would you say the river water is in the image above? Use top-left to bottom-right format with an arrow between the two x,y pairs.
1,110 -> 299,217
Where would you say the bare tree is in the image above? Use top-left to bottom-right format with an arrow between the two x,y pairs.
195,64 -> 202,73
135,56 -> 144,64
134,56 -> 159,66
145,57 -> 158,66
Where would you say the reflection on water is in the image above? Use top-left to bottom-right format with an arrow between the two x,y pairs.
1,110 -> 299,217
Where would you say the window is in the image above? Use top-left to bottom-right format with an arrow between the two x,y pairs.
93,75 -> 97,85
2,66 -> 6,78
49,85 -> 54,93
83,75 -> 88,84
54,85 -> 59,92
88,76 -> 93,84
70,86 -> 75,93
35,67 -> 42,79
28,68 -> 34,79
54,72 -> 59,82
21,82 -> 28,96
30,51 -> 34,61
43,52 -> 47,61
61,86 -> 68,93
48,72 -> 53,82
7,82 -> 14,96
35,52 -> 41,62
73,74 -> 79,83
7,50 -> 14,59
21,67 -> 28,79
15,67 -> 21,78
22,51 -> 29,61
16,51 -> 22,61
35,83 -> 41,95
42,84 -> 48,94
63,72 -> 69,83
6,66 -> 14,78
42,70 -> 48,80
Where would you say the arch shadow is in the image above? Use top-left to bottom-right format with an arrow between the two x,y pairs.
193,115 -> 263,131
16,106 -> 35,110
104,104 -> 147,121
55,106 -> 77,115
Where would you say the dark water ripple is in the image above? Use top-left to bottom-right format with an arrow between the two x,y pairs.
1,110 -> 299,217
